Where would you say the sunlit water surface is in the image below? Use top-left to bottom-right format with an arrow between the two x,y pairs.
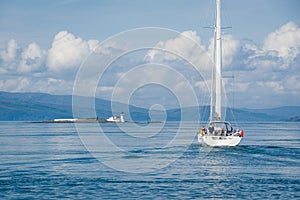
0,121 -> 299,199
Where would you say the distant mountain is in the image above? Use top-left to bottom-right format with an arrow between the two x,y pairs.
0,91 -> 299,121
0,91 -> 149,121
168,106 -> 289,122
244,106 -> 300,121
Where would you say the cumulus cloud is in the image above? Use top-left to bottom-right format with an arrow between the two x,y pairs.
263,21 -> 300,60
145,30 -> 240,71
0,39 -> 19,72
87,39 -> 100,52
0,39 -> 46,74
145,30 -> 211,71
47,31 -> 100,72
0,77 -> 30,92
19,42 -> 46,73
247,22 -> 300,73
284,75 -> 300,95
33,78 -> 73,94
107,64 -> 202,108
128,24 -> 300,108
0,31 -> 104,95
0,76 -> 74,94
0,23 -> 299,108
208,34 -> 240,68
224,21 -> 300,107
0,39 -> 19,63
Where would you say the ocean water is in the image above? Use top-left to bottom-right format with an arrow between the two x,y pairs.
0,121 -> 299,199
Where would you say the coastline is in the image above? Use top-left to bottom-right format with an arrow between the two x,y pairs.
34,118 -> 108,123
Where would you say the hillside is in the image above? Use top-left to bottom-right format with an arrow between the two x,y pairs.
0,91 -> 150,121
0,91 -> 299,122
242,106 -> 300,121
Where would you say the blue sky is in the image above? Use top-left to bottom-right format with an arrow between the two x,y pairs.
0,0 -> 300,109
1,0 -> 299,47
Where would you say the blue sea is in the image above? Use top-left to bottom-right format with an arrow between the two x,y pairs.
0,121 -> 299,199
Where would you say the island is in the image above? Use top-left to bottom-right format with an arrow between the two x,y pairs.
39,113 -> 125,123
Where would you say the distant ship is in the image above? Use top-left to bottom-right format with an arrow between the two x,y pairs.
106,112 -> 125,123
48,112 -> 125,123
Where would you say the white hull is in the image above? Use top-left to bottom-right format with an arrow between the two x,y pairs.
197,134 -> 203,143
106,113 -> 125,123
202,135 -> 241,147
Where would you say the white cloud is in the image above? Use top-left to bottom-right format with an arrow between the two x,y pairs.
284,75 -> 300,95
0,79 -> 16,91
257,81 -> 285,94
0,39 -> 19,72
0,77 -> 29,92
146,30 -> 240,71
145,30 -> 210,71
263,21 -> 300,60
98,86 -> 114,92
207,34 -> 240,68
220,35 -> 240,67
0,24 -> 299,108
35,78 -> 73,94
87,39 -> 100,52
105,63 -> 203,109
19,42 -> 46,73
0,39 -> 19,63
0,76 -> 74,94
47,31 -> 99,72
0,39 -> 46,74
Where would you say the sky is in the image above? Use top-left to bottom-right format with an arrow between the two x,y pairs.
0,0 -> 300,109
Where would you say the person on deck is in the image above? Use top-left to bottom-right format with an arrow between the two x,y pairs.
208,124 -> 214,135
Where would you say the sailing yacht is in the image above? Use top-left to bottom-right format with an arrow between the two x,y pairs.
198,0 -> 244,146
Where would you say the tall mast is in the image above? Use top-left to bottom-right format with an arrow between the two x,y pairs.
214,0 -> 222,120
